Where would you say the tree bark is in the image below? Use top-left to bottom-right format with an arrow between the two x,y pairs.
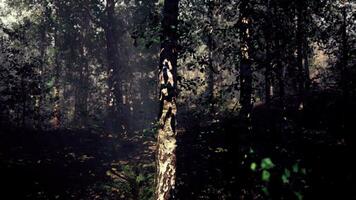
104,0 -> 125,132
296,1 -> 311,96
339,0 -> 350,139
207,0 -> 215,114
21,66 -> 26,128
35,14 -> 47,130
52,42 -> 61,129
274,37 -> 285,101
303,41 -> 310,91
155,0 -> 179,199
264,0 -> 273,104
74,13 -> 90,128
296,1 -> 304,95
340,0 -> 349,100
239,0 -> 253,120
296,0 -> 312,110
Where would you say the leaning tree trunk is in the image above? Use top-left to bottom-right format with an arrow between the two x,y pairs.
155,0 -> 179,199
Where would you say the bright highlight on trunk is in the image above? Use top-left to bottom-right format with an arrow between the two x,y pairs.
155,0 -> 179,199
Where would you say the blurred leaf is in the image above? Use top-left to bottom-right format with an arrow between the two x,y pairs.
262,187 -> 269,196
282,174 -> 289,184
294,192 -> 303,200
301,168 -> 307,175
284,168 -> 291,177
46,77 -> 55,88
157,0 -> 164,6
293,163 -> 299,173
250,162 -> 257,171
261,158 -> 274,170
262,170 -> 271,182
136,173 -> 145,184
282,168 -> 291,184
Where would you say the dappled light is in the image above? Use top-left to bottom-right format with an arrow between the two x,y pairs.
0,0 -> 355,199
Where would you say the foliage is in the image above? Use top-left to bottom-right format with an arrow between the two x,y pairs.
0,0 -> 355,199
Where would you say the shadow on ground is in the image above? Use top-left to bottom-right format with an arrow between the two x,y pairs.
175,94 -> 356,200
0,128 -> 155,200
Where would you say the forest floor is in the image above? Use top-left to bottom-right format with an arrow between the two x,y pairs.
175,94 -> 356,200
175,114 -> 355,200
1,95 -> 356,200
0,128 -> 156,200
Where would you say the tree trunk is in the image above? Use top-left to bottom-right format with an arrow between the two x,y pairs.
35,16 -> 46,130
52,28 -> 61,129
21,68 -> 26,128
340,0 -> 349,100
296,1 -> 304,95
35,0 -> 51,129
239,0 -> 253,120
105,0 -> 125,132
207,0 -> 215,114
155,0 -> 179,199
265,45 -> 272,104
264,0 -> 272,104
73,15 -> 90,128
339,0 -> 350,140
303,42 -> 310,91
296,0 -> 312,110
274,37 -> 285,101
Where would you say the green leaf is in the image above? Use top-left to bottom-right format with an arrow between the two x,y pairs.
261,158 -> 274,170
282,174 -> 289,184
122,165 -> 135,178
136,173 -> 145,184
157,0 -> 164,6
262,187 -> 269,196
249,147 -> 254,154
282,168 -> 291,184
262,170 -> 271,182
46,77 -> 55,88
293,163 -> 299,173
294,192 -> 303,200
284,168 -> 291,178
250,162 -> 257,171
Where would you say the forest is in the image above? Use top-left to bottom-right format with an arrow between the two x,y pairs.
0,0 -> 355,199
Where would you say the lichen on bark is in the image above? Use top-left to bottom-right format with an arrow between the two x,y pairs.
155,58 -> 177,200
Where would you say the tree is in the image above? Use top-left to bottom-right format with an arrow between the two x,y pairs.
238,0 -> 253,121
155,0 -> 179,199
105,0 -> 120,129
264,0 -> 273,104
74,9 -> 90,127
206,0 -> 216,115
